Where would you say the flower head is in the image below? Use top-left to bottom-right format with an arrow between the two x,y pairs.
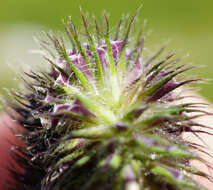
7,10 -> 212,190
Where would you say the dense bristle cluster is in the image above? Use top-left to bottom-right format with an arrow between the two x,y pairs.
6,10 -> 213,190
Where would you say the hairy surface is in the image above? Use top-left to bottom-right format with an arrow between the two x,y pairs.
5,11 -> 213,190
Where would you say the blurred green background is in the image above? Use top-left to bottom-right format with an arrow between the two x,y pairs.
0,0 -> 213,102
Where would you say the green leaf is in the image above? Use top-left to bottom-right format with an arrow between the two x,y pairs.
71,126 -> 106,138
134,105 -> 185,127
178,180 -> 202,189
74,154 -> 91,168
63,85 -> 116,124
68,18 -> 93,72
140,68 -> 190,99
118,12 -> 137,78
151,166 -> 177,184
63,50 -> 91,90
109,154 -> 122,169
81,12 -> 104,85
104,35 -> 117,77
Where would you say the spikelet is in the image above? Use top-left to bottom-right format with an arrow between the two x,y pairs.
6,10 -> 213,190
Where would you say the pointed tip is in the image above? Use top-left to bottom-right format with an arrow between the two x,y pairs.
104,13 -> 110,35
79,5 -> 82,12
114,17 -> 123,40
81,11 -> 89,34
129,4 -> 143,25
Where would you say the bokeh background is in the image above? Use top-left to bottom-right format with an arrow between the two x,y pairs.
0,0 -> 213,103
